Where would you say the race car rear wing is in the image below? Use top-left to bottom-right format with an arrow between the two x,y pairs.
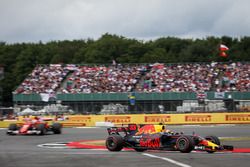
107,124 -> 138,135
107,124 -> 167,135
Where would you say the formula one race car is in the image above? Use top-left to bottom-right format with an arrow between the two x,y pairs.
6,117 -> 62,135
106,124 -> 233,153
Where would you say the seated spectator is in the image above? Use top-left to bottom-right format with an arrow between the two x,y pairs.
14,62 -> 250,94
14,64 -> 70,94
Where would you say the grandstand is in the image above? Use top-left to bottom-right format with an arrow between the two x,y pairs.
13,62 -> 250,114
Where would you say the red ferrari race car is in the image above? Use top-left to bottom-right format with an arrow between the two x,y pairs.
106,124 -> 234,153
6,117 -> 62,135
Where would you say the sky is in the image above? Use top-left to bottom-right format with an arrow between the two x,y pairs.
0,0 -> 250,43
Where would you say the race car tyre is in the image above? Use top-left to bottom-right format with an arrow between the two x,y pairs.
7,123 -> 18,135
205,135 -> 220,153
106,134 -> 124,151
8,123 -> 18,131
36,124 -> 46,135
134,148 -> 147,152
176,135 -> 195,153
52,123 -> 62,134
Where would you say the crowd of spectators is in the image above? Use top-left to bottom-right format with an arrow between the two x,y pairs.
138,62 -> 221,93
13,62 -> 250,94
58,64 -> 147,93
215,62 -> 250,92
14,64 -> 70,94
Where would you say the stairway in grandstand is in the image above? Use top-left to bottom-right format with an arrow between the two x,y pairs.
210,70 -> 224,91
135,74 -> 146,91
56,70 -> 75,93
135,66 -> 151,91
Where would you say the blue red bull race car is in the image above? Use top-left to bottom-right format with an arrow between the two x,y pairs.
106,124 -> 234,153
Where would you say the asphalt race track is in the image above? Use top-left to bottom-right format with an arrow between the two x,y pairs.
1,125 -> 250,167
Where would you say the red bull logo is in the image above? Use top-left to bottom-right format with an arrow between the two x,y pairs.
136,125 -> 158,135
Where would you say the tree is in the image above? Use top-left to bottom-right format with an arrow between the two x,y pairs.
83,33 -> 133,63
13,47 -> 36,85
140,48 -> 168,63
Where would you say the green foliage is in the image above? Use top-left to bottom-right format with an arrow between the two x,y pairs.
140,48 -> 168,63
0,34 -> 249,106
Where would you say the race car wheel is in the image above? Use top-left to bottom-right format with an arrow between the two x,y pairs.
7,123 -> 18,135
8,123 -> 18,131
36,124 -> 46,135
205,135 -> 220,153
134,148 -> 147,152
52,123 -> 62,134
106,134 -> 124,151
176,136 -> 195,153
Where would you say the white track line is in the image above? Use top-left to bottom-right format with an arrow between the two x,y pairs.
143,153 -> 192,167
37,143 -> 68,149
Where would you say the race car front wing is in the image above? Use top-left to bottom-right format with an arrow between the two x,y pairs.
6,130 -> 43,135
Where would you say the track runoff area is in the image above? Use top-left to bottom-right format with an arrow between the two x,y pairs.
2,125 -> 250,167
